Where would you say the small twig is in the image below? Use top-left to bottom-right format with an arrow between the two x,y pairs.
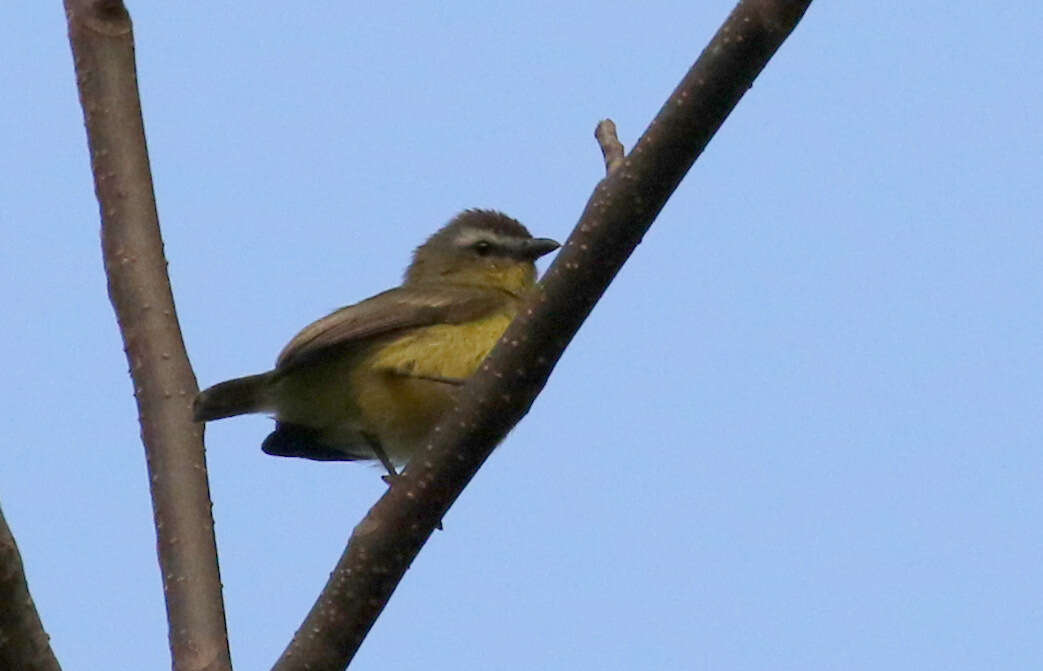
0,506 -> 62,671
595,119 -> 626,175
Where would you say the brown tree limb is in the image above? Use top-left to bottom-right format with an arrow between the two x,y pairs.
0,506 -> 62,671
271,1 -> 813,669
63,2 -> 232,670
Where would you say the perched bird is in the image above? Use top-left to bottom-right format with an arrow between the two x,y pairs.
193,210 -> 560,476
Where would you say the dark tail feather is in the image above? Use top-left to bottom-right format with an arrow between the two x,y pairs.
193,373 -> 271,422
262,422 -> 363,461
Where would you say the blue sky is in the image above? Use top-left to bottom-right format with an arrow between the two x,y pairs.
3,2 -> 1041,670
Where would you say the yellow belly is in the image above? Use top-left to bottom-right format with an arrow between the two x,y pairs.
354,312 -> 515,461
270,310 -> 515,463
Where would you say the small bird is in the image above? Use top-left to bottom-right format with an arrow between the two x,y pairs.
193,210 -> 560,476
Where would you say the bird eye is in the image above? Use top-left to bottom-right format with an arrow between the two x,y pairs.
472,240 -> 493,256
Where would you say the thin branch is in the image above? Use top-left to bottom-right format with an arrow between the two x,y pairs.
63,2 -> 232,670
0,506 -> 62,671
271,1 -> 813,669
595,119 -> 625,175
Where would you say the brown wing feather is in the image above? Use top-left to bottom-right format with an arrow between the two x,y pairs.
275,285 -> 504,370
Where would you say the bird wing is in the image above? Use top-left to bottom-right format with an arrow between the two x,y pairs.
274,285 -> 506,370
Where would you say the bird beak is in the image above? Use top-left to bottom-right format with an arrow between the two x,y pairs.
522,237 -> 561,260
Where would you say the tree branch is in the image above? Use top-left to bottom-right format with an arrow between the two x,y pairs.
63,2 -> 232,670
271,1 -> 813,669
0,506 -> 62,671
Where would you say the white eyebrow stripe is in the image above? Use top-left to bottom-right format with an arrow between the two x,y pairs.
453,228 -> 524,248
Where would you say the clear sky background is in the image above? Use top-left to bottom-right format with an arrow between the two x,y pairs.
3,2 -> 1041,670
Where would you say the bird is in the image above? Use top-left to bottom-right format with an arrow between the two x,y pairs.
193,209 -> 560,476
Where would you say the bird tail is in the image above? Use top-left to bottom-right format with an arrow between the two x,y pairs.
193,373 -> 272,422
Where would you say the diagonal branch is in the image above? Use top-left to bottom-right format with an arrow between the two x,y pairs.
0,506 -> 62,671
271,1 -> 813,669
63,2 -> 232,670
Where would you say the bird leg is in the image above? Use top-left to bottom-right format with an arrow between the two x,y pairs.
362,432 -> 399,480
